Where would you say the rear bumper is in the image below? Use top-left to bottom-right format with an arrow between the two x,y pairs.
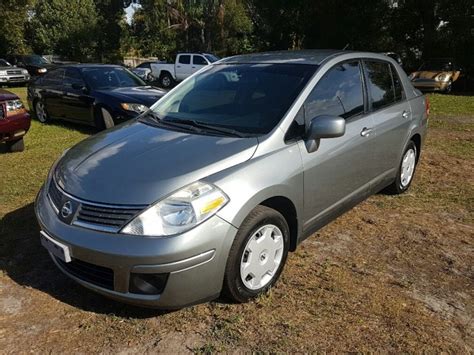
0,112 -> 31,142
34,182 -> 238,309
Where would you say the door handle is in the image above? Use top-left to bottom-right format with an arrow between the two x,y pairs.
360,127 -> 373,137
402,111 -> 411,119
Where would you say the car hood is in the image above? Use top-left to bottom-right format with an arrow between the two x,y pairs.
95,86 -> 166,107
0,89 -> 18,101
55,121 -> 258,205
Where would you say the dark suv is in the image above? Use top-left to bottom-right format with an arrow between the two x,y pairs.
6,54 -> 56,77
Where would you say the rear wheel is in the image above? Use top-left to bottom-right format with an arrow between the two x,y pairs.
34,99 -> 49,123
222,205 -> 289,303
384,141 -> 417,194
159,72 -> 173,89
6,138 -> 25,152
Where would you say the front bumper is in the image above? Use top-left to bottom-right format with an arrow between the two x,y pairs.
35,183 -> 238,308
0,74 -> 31,84
411,79 -> 450,91
0,112 -> 31,142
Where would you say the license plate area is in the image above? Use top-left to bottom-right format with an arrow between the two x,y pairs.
40,231 -> 71,263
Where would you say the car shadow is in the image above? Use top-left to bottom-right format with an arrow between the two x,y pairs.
0,203 -> 174,318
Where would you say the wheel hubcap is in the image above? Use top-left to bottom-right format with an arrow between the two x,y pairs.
400,148 -> 416,187
240,224 -> 284,290
162,77 -> 171,87
36,102 -> 46,122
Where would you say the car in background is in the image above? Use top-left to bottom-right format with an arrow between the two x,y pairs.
6,54 -> 56,77
35,50 -> 428,308
0,59 -> 31,86
27,64 -> 166,129
131,62 -> 162,82
146,53 -> 220,88
409,58 -> 462,93
0,89 -> 31,152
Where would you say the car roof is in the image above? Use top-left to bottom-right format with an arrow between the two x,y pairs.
220,49 -> 349,65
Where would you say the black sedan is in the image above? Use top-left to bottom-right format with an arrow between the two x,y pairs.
27,64 -> 166,129
6,54 -> 56,77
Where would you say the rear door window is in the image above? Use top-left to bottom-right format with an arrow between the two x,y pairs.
304,61 -> 364,121
178,55 -> 191,65
42,68 -> 65,86
63,68 -> 85,89
364,61 -> 397,110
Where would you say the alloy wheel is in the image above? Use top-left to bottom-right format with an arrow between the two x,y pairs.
400,148 -> 416,187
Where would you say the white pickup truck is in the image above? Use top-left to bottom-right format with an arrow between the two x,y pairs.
137,53 -> 220,89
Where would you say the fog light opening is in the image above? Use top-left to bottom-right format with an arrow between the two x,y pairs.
129,273 -> 169,295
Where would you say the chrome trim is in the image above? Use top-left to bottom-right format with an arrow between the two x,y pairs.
72,220 -> 121,234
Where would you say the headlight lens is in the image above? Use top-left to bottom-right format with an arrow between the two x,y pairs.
121,182 -> 229,237
22,69 -> 28,75
121,102 -> 148,113
0,70 -> 6,75
6,99 -> 26,117
436,73 -> 449,82
38,68 -> 47,74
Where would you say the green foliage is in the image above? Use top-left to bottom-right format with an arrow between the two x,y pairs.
0,0 -> 33,56
27,0 -> 99,61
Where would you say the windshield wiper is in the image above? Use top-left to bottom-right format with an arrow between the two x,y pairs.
140,112 -> 203,133
164,118 -> 246,138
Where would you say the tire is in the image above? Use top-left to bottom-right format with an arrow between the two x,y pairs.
34,99 -> 49,123
94,106 -> 115,130
384,141 -> 418,195
159,72 -> 173,89
222,205 -> 290,303
6,138 -> 25,152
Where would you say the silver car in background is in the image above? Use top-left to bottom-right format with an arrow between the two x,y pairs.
35,50 -> 428,308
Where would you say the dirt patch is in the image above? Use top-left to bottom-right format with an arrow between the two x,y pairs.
0,113 -> 473,352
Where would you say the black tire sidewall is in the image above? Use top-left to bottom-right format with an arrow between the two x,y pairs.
223,206 -> 290,303
6,138 -> 24,152
160,73 -> 172,88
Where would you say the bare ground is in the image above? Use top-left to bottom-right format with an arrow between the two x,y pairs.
0,113 -> 473,353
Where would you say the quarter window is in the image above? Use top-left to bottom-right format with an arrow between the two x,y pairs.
178,55 -> 191,65
304,61 -> 364,121
391,65 -> 404,102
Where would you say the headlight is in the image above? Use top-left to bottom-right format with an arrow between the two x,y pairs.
436,73 -> 449,82
408,73 -> 416,80
121,182 -> 229,237
6,99 -> 26,117
0,70 -> 6,76
38,68 -> 47,74
121,102 -> 148,113
22,69 -> 28,75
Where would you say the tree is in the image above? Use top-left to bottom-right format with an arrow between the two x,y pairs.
0,0 -> 33,56
27,0 -> 99,61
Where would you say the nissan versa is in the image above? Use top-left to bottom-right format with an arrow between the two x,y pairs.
35,50 -> 428,308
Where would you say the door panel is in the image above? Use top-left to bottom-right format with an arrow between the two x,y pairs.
175,54 -> 192,80
299,115 -> 375,228
61,68 -> 94,124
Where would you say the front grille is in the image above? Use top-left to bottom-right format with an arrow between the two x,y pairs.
7,69 -> 22,75
48,181 -> 63,210
55,256 -> 114,290
76,204 -> 142,230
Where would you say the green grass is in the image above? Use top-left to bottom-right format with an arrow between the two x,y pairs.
427,93 -> 474,116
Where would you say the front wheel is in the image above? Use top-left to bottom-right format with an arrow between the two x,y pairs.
384,141 -> 418,194
35,99 -> 49,123
222,205 -> 289,303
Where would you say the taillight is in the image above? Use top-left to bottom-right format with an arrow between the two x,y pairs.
425,96 -> 430,117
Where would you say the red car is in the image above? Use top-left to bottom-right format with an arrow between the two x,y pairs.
0,89 -> 30,152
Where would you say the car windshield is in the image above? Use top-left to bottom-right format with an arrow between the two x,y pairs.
23,55 -> 50,65
82,67 -> 146,89
151,63 -> 316,136
420,61 -> 453,71
204,54 -> 220,63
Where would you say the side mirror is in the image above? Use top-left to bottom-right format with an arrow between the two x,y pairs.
305,115 -> 345,153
